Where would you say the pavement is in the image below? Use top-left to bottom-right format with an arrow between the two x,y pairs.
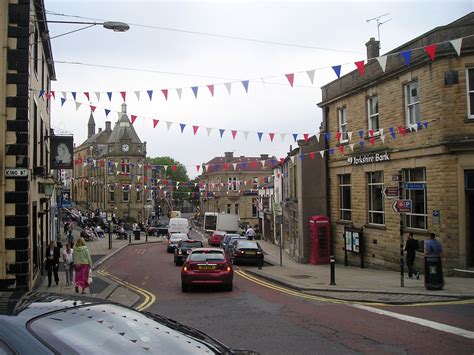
38,222 -> 474,307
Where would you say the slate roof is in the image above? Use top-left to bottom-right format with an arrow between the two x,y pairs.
106,104 -> 142,144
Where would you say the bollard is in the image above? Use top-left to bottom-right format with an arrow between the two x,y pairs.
330,255 -> 336,285
128,232 -> 131,244
146,232 -> 148,243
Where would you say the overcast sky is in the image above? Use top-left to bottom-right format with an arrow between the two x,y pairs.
45,0 -> 472,178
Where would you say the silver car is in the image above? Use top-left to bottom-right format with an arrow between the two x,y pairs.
167,233 -> 188,253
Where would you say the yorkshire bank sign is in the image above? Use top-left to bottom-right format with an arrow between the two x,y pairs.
347,152 -> 390,165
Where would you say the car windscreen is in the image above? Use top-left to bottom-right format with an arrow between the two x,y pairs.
237,241 -> 259,249
180,241 -> 203,248
28,303 -> 219,354
189,251 -> 225,262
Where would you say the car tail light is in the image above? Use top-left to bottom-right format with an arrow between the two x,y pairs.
226,265 -> 231,272
183,264 -> 189,272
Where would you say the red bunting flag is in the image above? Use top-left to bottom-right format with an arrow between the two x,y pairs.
193,125 -> 199,135
303,134 -> 309,142
153,119 -> 159,128
309,152 -> 315,160
250,161 -> 257,168
131,115 -> 137,125
171,165 -> 177,172
355,60 -> 365,76
207,85 -> 214,97
162,89 -> 168,100
231,130 -> 237,139
369,129 -> 374,137
99,159 -> 105,167
269,133 -> 275,142
397,126 -> 407,136
51,91 -> 55,99
120,91 -> 126,102
369,137 -> 375,145
336,131 -> 342,141
84,92 -> 90,101
285,73 -> 294,87
280,158 -> 285,165
223,163 -> 228,171
424,44 -> 437,61
339,145 -> 345,154
162,179 -> 167,185
90,105 -> 96,112
196,165 -> 200,172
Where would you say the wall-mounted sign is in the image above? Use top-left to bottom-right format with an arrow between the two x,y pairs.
402,183 -> 426,190
392,199 -> 412,213
432,210 -> 440,225
382,187 -> 399,198
347,152 -> 390,165
5,168 -> 28,178
50,136 -> 74,169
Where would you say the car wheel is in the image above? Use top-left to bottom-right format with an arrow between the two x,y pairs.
182,283 -> 190,292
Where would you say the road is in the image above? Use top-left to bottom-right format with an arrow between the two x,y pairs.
99,227 -> 474,354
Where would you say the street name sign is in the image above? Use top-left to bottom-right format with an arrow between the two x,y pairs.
392,199 -> 412,213
5,168 -> 28,178
391,175 -> 401,182
402,183 -> 425,190
382,187 -> 399,198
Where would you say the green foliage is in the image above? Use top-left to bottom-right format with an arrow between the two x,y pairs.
147,156 -> 189,182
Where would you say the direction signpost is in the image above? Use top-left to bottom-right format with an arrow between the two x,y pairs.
382,187 -> 399,198
392,199 -> 412,213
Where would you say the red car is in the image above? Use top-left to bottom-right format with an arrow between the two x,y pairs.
181,248 -> 233,292
208,230 -> 227,247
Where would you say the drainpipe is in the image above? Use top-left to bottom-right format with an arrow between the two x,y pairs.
323,107 -> 332,256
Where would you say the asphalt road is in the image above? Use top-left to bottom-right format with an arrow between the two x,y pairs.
99,227 -> 474,354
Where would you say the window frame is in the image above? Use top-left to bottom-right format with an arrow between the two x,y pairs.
338,107 -> 348,143
339,174 -> 352,221
122,185 -> 130,203
108,185 -> 115,203
367,96 -> 380,134
228,176 -> 238,191
136,185 -> 142,202
403,168 -> 427,230
404,80 -> 420,127
467,68 -> 474,119
367,171 -> 385,225
121,159 -> 130,174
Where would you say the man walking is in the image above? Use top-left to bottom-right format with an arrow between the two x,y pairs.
405,233 -> 419,279
424,232 -> 444,290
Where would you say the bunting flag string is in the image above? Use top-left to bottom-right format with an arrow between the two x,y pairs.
47,35 -> 471,103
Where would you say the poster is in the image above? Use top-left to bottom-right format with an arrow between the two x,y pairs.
50,136 -> 74,169
352,232 -> 360,253
345,231 -> 352,251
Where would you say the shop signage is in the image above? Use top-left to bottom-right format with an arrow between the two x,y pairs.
347,152 -> 390,165
5,168 -> 28,178
392,199 -> 412,213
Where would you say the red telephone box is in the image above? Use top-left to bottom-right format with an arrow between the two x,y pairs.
309,215 -> 330,265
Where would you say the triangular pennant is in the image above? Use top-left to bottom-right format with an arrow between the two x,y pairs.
369,129 -> 374,137
176,88 -> 182,99
400,50 -> 412,66
261,160 -> 266,167
134,91 -> 140,101
424,44 -> 436,61
306,69 -> 315,84
359,130 -> 364,139
292,133 -> 298,142
166,121 -> 173,131
257,132 -> 263,141
376,55 -> 388,72
380,135 -> 386,143
192,125 -> 199,135
379,128 -> 384,136
231,130 -> 237,139
162,89 -> 168,100
206,127 -> 212,136
75,102 -> 82,111
280,133 -> 286,142
369,137 -> 375,145
349,143 -> 355,151
219,129 -> 225,138
171,165 -> 177,172
329,148 -> 335,155
70,91 -> 76,101
279,158 -> 285,165
316,133 -> 320,142
131,115 -> 137,125
105,109 -> 111,117
60,98 -> 66,106
299,154 -> 304,161
325,132 -> 330,141
224,82 -> 232,95
347,131 -> 353,141
269,132 -> 275,142
241,80 -> 249,93
243,131 -> 249,140
179,123 -> 186,133
196,165 -> 201,172
303,133 -> 309,142
147,90 -> 153,101
285,73 -> 294,87
339,145 -> 345,154
290,156 -> 295,164
84,92 -> 90,101
337,132 -> 342,141
232,163 -> 238,170
207,85 -> 214,97
332,65 -> 341,78
120,91 -> 126,102
389,127 -> 396,139
309,152 -> 315,160
191,86 -> 198,98
153,119 -> 159,128
61,91 -> 67,99
359,141 -> 365,149
450,38 -> 463,56
423,121 -> 428,129
94,92 -> 100,101
163,165 -> 168,171
319,151 -> 325,158
90,105 -> 96,112
107,92 -> 112,101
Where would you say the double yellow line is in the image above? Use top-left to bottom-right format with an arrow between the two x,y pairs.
97,269 -> 156,311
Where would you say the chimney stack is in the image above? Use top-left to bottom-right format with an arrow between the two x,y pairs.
224,152 -> 233,162
366,37 -> 380,60
105,121 -> 112,131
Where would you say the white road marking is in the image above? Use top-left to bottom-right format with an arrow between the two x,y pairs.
353,304 -> 474,340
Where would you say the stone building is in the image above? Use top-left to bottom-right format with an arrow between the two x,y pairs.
0,0 -> 57,290
199,152 -> 275,228
73,104 -> 152,222
318,13 -> 474,274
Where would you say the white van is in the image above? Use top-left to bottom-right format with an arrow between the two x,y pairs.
168,217 -> 189,237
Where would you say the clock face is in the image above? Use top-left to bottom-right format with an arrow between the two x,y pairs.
122,144 -> 130,152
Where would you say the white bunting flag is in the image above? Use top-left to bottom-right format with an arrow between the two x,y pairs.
75,102 -> 82,111
137,175 -> 141,181
114,162 -> 118,168
232,163 -> 238,170
280,133 -> 286,142
163,165 -> 168,172
379,128 -> 384,137
349,143 -> 355,152
380,135 -> 386,143
135,91 -> 140,101
319,150 -> 325,158
243,131 -> 249,140
306,69 -> 315,84
206,127 -> 212,136
224,82 -> 232,95
176,88 -> 182,100
290,156 -> 295,164
95,92 -> 101,102
450,38 -> 463,56
348,131 -> 353,141
376,55 -> 388,72
316,133 -> 320,142
83,163 -> 88,168
261,160 -> 266,167
61,91 -> 67,99
166,121 -> 173,131
116,171 -> 120,175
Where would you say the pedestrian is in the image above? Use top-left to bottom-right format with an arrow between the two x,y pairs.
424,232 -> 444,290
405,232 -> 419,279
62,243 -> 74,286
425,232 -> 443,260
63,220 -> 70,235
73,237 -> 93,294
67,229 -> 75,249
245,226 -> 256,240
45,240 -> 60,287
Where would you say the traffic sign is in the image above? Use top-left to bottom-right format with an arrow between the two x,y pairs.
392,199 -> 412,213
5,168 -> 28,178
402,183 -> 425,190
382,187 -> 399,198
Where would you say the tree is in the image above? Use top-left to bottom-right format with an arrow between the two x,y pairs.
147,156 -> 189,182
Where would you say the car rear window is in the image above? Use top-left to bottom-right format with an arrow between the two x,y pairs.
189,251 -> 225,262
170,234 -> 187,241
180,241 -> 203,248
237,241 -> 259,249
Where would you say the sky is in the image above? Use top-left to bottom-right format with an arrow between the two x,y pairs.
44,0 -> 473,178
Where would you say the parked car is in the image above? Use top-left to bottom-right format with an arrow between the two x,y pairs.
224,235 -> 248,256
231,240 -> 264,266
181,248 -> 233,292
208,230 -> 227,247
174,239 -> 204,266
167,233 -> 189,253
0,292 -> 254,354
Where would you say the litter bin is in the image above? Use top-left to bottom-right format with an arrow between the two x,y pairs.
133,229 -> 141,241
424,257 -> 444,290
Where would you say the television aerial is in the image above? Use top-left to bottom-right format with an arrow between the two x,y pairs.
367,13 -> 392,50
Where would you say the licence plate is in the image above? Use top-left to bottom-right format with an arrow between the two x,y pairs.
198,265 -> 216,270
245,251 -> 256,255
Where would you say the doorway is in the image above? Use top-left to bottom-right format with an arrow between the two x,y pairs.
467,192 -> 474,267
